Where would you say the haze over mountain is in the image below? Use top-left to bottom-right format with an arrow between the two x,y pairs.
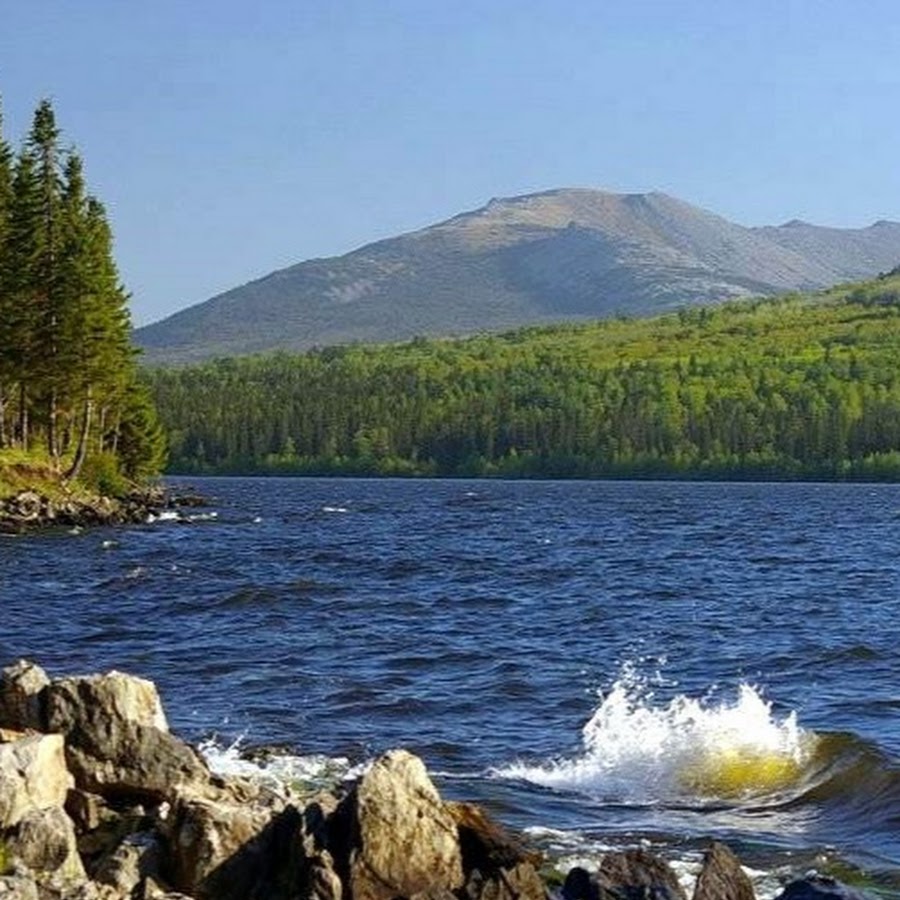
135,189 -> 900,364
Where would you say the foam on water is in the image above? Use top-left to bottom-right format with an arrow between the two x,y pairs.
146,510 -> 181,523
198,736 -> 366,795
497,668 -> 815,804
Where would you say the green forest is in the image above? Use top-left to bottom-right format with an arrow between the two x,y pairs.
146,272 -> 900,481
0,98 -> 164,493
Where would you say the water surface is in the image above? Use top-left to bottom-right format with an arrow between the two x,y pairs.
4,478 -> 900,894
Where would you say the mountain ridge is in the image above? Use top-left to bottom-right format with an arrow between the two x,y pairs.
135,189 -> 900,364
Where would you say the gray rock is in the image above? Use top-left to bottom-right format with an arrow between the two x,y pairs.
0,733 -> 72,828
342,749 -> 465,900
163,779 -> 300,900
449,801 -> 546,899
45,671 -> 209,802
5,805 -> 85,881
694,842 -> 755,900
67,789 -> 153,865
305,850 -> 343,900
0,874 -> 39,899
596,849 -> 686,900
563,849 -> 687,900
775,875 -> 870,900
0,660 -> 49,732
93,831 -> 165,896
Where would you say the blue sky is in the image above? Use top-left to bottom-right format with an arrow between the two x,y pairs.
3,1 -> 899,325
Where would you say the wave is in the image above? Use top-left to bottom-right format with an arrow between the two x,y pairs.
492,666 -> 900,876
495,671 -> 814,806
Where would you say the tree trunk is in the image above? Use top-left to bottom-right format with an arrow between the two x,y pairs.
18,383 -> 28,449
47,387 -> 59,463
65,389 -> 93,482
0,384 -> 6,448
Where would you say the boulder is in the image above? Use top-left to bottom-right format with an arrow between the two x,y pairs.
47,670 -> 168,734
0,874 -> 40,899
0,733 -> 72,828
563,849 -> 686,900
775,875 -> 870,900
4,805 -> 86,882
694,842 -> 755,900
305,850 -> 343,900
596,849 -> 686,900
45,671 -> 209,801
66,789 -> 154,864
449,801 -> 546,899
562,867 -> 596,900
92,830 -> 165,897
298,794 -> 343,899
341,749 -> 466,900
163,780 -> 301,900
0,660 -> 49,732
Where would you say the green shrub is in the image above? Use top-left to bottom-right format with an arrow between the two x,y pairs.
80,452 -> 129,498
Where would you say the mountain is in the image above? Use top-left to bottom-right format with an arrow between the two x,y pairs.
135,189 -> 900,364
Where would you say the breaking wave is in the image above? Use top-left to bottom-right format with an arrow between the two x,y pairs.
495,669 -> 816,805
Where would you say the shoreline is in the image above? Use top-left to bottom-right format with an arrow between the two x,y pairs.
0,660 -> 872,900
0,485 -> 208,534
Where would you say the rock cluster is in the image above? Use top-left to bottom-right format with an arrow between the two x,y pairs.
0,487 -> 202,533
0,660 -> 872,900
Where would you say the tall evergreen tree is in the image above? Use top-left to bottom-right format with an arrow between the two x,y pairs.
0,97 -> 14,446
58,164 -> 135,480
0,92 -> 166,485
26,99 -> 64,460
2,148 -> 43,448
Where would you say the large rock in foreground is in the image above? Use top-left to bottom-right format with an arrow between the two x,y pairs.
342,749 -> 466,900
0,731 -> 86,892
45,669 -> 209,801
0,733 -> 72,828
0,660 -> 551,899
164,780 -> 301,900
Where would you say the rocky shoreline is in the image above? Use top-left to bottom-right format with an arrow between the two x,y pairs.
0,661 -> 869,900
0,487 -> 207,534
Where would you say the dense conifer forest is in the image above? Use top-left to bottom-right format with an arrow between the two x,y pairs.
0,97 -> 164,493
146,273 -> 900,480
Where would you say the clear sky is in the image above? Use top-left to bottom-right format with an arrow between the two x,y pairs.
2,0 -> 899,326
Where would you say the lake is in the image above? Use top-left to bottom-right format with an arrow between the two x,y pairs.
4,477 -> 900,896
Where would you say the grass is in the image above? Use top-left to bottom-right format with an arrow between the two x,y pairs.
0,448 -> 102,503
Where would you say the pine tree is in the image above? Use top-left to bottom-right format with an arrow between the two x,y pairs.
26,99 -> 64,460
2,148 -> 43,448
0,92 -> 165,485
0,97 -> 14,446
59,167 -> 135,480
116,379 -> 167,481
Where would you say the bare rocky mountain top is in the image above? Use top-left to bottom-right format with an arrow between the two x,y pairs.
135,189 -> 900,364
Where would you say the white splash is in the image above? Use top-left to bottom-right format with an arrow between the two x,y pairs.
146,510 -> 181,523
497,669 -> 814,803
198,736 -> 365,795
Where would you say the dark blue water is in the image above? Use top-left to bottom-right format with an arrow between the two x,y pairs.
4,478 -> 900,893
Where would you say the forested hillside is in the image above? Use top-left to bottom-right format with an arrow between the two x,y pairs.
0,97 -> 164,494
146,273 -> 900,480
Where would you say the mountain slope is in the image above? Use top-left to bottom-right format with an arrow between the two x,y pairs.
135,189 -> 900,364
